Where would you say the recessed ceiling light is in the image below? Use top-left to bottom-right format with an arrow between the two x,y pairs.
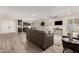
32,14 -> 36,17
67,12 -> 71,15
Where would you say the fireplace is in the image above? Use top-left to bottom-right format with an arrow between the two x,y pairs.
54,28 -> 62,35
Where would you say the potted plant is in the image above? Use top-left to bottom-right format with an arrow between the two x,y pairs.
40,21 -> 45,26
40,21 -> 45,30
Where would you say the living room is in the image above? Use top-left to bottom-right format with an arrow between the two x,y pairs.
0,6 -> 79,53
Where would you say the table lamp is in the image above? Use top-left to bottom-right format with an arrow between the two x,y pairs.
67,24 -> 76,42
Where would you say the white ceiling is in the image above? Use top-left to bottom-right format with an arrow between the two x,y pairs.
0,6 -> 79,20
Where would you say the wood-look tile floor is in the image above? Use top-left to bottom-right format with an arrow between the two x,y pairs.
0,33 -> 63,53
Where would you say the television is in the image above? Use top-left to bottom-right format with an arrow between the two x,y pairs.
55,21 -> 62,25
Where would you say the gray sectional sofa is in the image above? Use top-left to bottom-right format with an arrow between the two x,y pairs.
26,29 -> 54,50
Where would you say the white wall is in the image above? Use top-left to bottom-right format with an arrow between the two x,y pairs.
0,20 -> 17,33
